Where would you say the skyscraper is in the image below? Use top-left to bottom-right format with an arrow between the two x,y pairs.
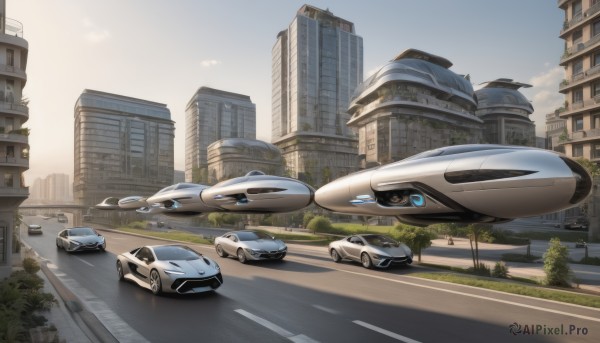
73,89 -> 174,207
272,5 -> 363,187
0,0 -> 29,278
558,0 -> 600,162
185,87 -> 256,183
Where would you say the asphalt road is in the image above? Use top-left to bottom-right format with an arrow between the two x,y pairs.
21,216 -> 600,343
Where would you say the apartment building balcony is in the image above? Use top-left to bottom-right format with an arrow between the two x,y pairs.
0,186 -> 29,197
560,33 -> 600,65
557,128 -> 600,146
558,0 -> 569,9
559,64 -> 600,92
0,157 -> 29,168
0,101 -> 29,120
0,132 -> 29,144
0,64 -> 27,82
0,18 -> 27,49
560,2 -> 600,37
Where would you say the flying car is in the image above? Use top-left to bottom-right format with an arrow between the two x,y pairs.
94,197 -> 121,210
201,171 -> 315,213
313,144 -> 593,226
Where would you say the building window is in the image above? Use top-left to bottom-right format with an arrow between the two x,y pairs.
6,49 -> 14,67
573,57 -> 584,76
4,173 -> 13,187
594,19 -> 600,37
573,0 -> 582,17
573,116 -> 584,131
594,51 -> 600,66
593,113 -> 600,129
573,30 -> 583,45
572,88 -> 584,104
572,144 -> 584,157
593,82 -> 600,98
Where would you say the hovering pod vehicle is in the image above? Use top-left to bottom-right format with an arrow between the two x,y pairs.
314,145 -> 593,226
95,171 -> 315,216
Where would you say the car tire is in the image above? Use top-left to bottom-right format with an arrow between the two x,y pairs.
216,244 -> 228,258
150,269 -> 162,295
330,249 -> 341,263
237,248 -> 248,264
56,240 -> 61,249
116,261 -> 124,281
361,253 -> 373,269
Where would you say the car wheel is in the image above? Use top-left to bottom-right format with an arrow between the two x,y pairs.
216,244 -> 228,258
361,253 -> 373,269
56,240 -> 61,249
237,248 -> 248,264
330,249 -> 341,263
150,269 -> 162,295
116,261 -> 124,281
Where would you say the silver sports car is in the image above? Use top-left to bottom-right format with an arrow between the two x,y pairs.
214,230 -> 287,264
329,234 -> 413,269
314,144 -> 593,226
116,245 -> 223,295
56,227 -> 106,252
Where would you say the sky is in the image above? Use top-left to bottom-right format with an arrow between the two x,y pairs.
7,0 -> 565,185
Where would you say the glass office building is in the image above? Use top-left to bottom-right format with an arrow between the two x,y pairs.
73,89 -> 174,208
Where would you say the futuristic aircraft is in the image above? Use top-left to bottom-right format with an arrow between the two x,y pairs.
95,171 -> 315,216
313,144 -> 593,226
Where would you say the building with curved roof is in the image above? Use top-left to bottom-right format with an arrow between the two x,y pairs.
347,49 -> 483,167
475,78 -> 535,146
207,138 -> 283,183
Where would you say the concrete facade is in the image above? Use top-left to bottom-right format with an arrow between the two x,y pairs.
272,5 -> 362,187
185,87 -> 256,183
0,0 -> 29,278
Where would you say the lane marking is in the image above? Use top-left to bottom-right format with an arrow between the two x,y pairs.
312,304 -> 340,315
353,320 -> 421,343
334,268 -> 600,323
74,256 -> 94,267
235,309 -> 319,342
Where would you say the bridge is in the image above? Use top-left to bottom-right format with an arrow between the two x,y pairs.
20,204 -> 99,226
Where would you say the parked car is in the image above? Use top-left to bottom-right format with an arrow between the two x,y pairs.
564,217 -> 588,230
214,230 -> 287,263
116,244 -> 223,295
56,227 -> 106,252
328,234 -> 413,269
57,213 -> 68,223
27,224 -> 43,235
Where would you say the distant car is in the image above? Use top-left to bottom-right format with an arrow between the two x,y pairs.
564,217 -> 588,230
56,227 -> 106,252
27,224 -> 43,235
328,234 -> 413,269
57,213 -> 68,223
214,230 -> 287,263
116,245 -> 223,295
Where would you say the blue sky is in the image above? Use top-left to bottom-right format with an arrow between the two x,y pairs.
7,0 -> 564,183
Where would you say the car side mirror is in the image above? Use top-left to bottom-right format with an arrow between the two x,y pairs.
142,257 -> 149,264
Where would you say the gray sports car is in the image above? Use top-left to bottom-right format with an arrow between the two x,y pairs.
56,227 -> 106,252
328,234 -> 413,269
116,245 -> 223,295
214,230 -> 287,264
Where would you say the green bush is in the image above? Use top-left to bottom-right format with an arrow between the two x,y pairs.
306,216 -> 334,234
22,257 -> 40,274
394,225 -> 436,262
492,261 -> 509,278
579,256 -> 600,266
468,263 -> 491,276
543,237 -> 572,287
303,212 -> 315,228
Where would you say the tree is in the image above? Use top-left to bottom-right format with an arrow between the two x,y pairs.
543,237 -> 572,287
306,215 -> 333,234
303,212 -> 315,229
393,225 -> 436,262
208,213 -> 224,227
465,224 -> 493,271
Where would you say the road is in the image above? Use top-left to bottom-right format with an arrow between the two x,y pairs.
21,216 -> 600,343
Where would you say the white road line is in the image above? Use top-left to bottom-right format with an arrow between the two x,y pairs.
312,304 -> 340,315
235,309 -> 319,343
334,268 -> 600,323
74,256 -> 94,267
353,320 -> 422,343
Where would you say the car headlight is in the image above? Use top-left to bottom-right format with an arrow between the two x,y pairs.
372,254 -> 390,260
245,248 -> 266,256
213,262 -> 220,271
70,241 -> 82,246
164,269 -> 185,275
280,246 -> 287,252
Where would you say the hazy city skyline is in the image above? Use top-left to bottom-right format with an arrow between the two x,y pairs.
8,0 -> 563,184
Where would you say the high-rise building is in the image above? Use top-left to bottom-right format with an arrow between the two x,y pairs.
0,0 -> 29,278
185,87 -> 256,183
558,0 -> 600,163
27,173 -> 72,203
272,5 -> 363,187
347,49 -> 482,168
475,78 -> 535,146
546,110 -> 567,153
73,89 -> 174,208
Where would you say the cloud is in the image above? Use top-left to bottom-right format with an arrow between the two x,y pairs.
525,66 -> 566,136
82,18 -> 110,43
201,59 -> 222,67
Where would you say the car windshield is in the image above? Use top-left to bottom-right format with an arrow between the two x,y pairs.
363,235 -> 399,248
237,231 -> 272,241
153,245 -> 200,261
69,227 -> 95,236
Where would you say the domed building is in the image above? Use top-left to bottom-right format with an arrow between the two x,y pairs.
207,138 -> 283,183
347,49 -> 483,168
475,78 -> 535,146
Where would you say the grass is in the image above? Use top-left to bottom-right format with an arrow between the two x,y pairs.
331,223 -> 396,235
412,272 -> 600,308
118,227 -> 213,245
